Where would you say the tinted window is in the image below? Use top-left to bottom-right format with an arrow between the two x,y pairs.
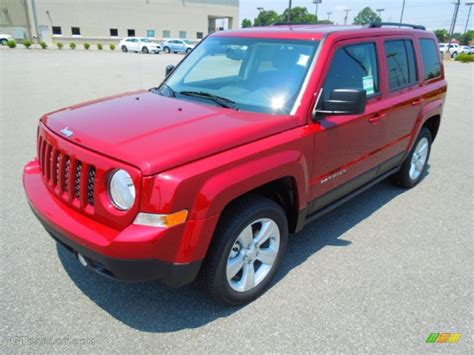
419,39 -> 441,80
127,29 -> 135,37
163,30 -> 170,38
179,31 -> 186,39
110,28 -> 118,37
196,32 -> 204,39
322,42 -> 379,101
71,27 -> 80,36
52,26 -> 62,35
384,40 -> 418,90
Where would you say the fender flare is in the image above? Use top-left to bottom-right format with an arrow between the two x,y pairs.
407,98 -> 443,151
193,149 -> 309,221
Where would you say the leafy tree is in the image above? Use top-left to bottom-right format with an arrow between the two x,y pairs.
460,31 -> 474,45
316,20 -> 333,25
241,18 -> 252,28
433,29 -> 449,43
280,6 -> 316,23
353,7 -> 381,25
452,32 -> 462,41
254,10 -> 279,26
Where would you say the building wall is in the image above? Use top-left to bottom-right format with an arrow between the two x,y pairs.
1,0 -> 239,42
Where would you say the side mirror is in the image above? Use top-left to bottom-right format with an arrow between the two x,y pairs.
165,64 -> 175,77
315,88 -> 367,117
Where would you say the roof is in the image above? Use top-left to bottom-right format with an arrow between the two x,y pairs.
214,24 -> 431,41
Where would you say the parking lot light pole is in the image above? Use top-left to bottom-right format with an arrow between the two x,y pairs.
288,0 -> 292,22
465,3 -> 473,34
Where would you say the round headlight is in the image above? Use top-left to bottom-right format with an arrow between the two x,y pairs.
109,169 -> 136,210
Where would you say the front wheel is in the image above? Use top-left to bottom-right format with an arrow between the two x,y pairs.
1,39 -> 7,46
392,128 -> 432,188
200,196 -> 288,306
121,45 -> 128,53
141,46 -> 149,54
185,48 -> 192,54
163,46 -> 170,54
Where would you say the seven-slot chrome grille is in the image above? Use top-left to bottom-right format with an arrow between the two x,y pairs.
38,135 -> 96,208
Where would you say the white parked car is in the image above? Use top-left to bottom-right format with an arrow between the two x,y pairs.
439,43 -> 460,57
0,34 -> 13,45
119,37 -> 161,54
460,45 -> 471,54
161,39 -> 195,54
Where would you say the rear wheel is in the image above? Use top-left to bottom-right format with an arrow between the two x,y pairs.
1,39 -> 7,45
141,46 -> 149,54
392,128 -> 432,188
200,196 -> 288,306
121,45 -> 128,53
185,48 -> 192,54
163,46 -> 170,54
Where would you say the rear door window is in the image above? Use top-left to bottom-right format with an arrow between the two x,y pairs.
322,42 -> 379,101
384,39 -> 418,90
419,39 -> 441,80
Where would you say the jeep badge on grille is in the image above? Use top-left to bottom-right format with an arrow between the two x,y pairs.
60,127 -> 73,138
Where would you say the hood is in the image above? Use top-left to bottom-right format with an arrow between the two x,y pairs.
42,91 -> 300,175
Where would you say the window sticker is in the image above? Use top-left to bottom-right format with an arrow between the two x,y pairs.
362,75 -> 375,95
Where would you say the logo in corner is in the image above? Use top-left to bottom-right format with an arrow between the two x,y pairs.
60,127 -> 73,138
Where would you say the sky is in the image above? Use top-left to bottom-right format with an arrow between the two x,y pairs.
239,0 -> 473,33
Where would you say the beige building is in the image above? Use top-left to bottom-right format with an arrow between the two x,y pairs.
0,0 -> 239,43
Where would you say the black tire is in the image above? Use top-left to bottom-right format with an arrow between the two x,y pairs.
1,39 -> 7,46
185,48 -> 192,54
451,51 -> 457,58
200,195 -> 288,306
392,128 -> 432,188
121,45 -> 128,53
163,46 -> 170,54
141,46 -> 149,54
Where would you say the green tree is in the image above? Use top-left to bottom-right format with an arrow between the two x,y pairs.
280,6 -> 316,23
460,31 -> 474,45
254,10 -> 279,26
353,7 -> 381,25
241,18 -> 252,28
452,32 -> 462,41
433,29 -> 449,42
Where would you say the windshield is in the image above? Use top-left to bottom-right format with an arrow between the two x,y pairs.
158,36 -> 319,114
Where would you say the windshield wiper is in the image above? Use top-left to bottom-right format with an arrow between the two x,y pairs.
179,91 -> 236,109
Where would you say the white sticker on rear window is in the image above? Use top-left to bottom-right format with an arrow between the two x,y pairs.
362,75 -> 375,95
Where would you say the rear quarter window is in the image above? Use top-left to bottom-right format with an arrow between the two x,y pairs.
419,38 -> 441,80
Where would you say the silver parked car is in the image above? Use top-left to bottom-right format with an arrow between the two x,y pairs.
161,39 -> 195,54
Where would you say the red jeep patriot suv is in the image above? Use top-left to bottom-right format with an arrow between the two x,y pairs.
24,23 -> 446,305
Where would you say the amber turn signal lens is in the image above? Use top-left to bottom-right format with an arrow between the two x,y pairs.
134,210 -> 188,228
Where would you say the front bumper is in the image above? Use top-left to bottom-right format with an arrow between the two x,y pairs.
23,159 -> 208,287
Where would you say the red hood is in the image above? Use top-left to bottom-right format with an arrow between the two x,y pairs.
42,91 -> 300,175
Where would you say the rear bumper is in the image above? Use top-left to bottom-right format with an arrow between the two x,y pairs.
23,159 -> 209,287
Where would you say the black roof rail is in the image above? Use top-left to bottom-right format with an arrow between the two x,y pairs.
368,22 -> 426,30
271,22 -> 309,26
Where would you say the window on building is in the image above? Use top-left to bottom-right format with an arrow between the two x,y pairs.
419,39 -> 441,80
322,42 -> 379,101
110,28 -> 118,37
196,32 -> 204,39
127,29 -> 135,37
71,27 -> 81,36
179,31 -> 187,39
163,30 -> 170,39
52,26 -> 62,35
147,29 -> 155,38
384,39 -> 418,90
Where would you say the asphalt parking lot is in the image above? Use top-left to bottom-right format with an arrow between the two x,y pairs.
1,48 -> 472,353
